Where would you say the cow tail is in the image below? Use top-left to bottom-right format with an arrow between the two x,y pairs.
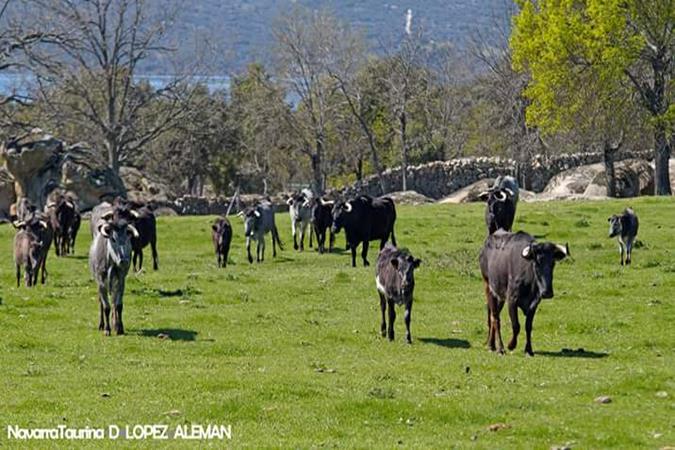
273,225 -> 284,250
390,226 -> 397,247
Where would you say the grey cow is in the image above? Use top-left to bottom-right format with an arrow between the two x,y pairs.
241,201 -> 283,264
608,207 -> 639,265
14,228 -> 42,287
479,230 -> 569,356
287,189 -> 314,251
376,245 -> 421,343
89,219 -> 139,335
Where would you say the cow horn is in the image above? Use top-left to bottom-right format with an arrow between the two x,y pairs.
130,209 -> 141,218
302,198 -> 311,208
12,220 -> 25,229
495,191 -> 507,202
127,224 -> 140,238
320,198 -> 333,206
236,211 -> 244,217
66,201 -> 74,208
504,188 -> 514,197
555,243 -> 570,258
101,211 -> 114,220
46,202 -> 56,208
344,201 -> 352,212
521,245 -> 531,258
39,220 -> 48,229
254,210 -> 261,218
286,198 -> 293,206
99,223 -> 111,238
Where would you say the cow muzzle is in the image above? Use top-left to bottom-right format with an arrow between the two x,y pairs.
541,289 -> 554,299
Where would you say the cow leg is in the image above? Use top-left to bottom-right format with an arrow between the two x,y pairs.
299,223 -> 305,251
524,307 -> 538,356
272,231 -> 277,257
151,237 -> 158,270
379,293 -> 387,337
138,249 -> 144,272
257,239 -> 264,262
99,285 -> 111,336
113,277 -> 125,335
309,223 -> 313,248
404,300 -> 412,344
625,237 -> 633,265
350,245 -> 357,267
292,220 -> 298,250
379,238 -> 386,250
132,249 -> 138,272
16,264 -> 20,288
619,241 -> 625,265
483,280 -> 491,345
487,291 -> 504,353
387,298 -> 396,341
246,237 -> 253,264
223,242 -> 230,268
362,240 -> 370,266
507,301 -> 520,351
329,230 -> 335,252
98,301 -> 105,331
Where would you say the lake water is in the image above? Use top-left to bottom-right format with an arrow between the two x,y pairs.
0,73 -> 230,96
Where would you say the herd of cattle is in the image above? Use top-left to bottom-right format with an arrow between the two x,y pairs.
8,178 -> 640,353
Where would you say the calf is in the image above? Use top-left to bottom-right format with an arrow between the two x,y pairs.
376,245 -> 421,343
89,219 -> 139,335
479,230 -> 569,356
128,204 -> 159,272
241,201 -> 283,263
14,213 -> 52,285
212,216 -> 233,267
14,229 -> 42,287
287,189 -> 314,251
311,198 -> 335,254
479,187 -> 517,234
331,195 -> 397,267
608,207 -> 639,265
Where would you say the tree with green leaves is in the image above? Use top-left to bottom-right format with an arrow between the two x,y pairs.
511,0 -> 674,195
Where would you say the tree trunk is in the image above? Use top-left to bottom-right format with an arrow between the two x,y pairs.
400,111 -> 408,192
355,156 -> 363,181
311,143 -> 323,195
603,141 -> 617,198
107,140 -> 120,175
654,125 -> 672,195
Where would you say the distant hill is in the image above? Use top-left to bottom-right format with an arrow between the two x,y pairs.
155,0 -> 513,75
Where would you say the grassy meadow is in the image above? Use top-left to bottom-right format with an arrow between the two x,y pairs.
0,197 -> 673,448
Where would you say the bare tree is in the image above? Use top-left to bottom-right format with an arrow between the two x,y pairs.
25,0 -> 195,174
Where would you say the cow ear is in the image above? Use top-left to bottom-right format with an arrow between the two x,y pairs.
413,258 -> 421,268
212,224 -> 218,231
521,244 -> 534,260
390,258 -> 399,269
554,243 -> 569,261
607,217 -> 612,222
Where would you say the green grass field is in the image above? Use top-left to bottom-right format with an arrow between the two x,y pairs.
1,197 -> 673,448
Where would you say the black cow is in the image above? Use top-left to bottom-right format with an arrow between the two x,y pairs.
331,195 -> 397,267
376,245 -> 421,343
46,194 -> 77,256
311,198 -> 335,254
212,216 -> 233,268
479,230 -> 569,356
479,187 -> 517,234
608,207 -> 639,265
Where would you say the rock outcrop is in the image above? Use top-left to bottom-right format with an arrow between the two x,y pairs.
1,130 -> 126,212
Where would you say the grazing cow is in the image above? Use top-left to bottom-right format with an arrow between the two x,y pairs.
212,216 -> 233,267
14,213 -> 53,285
608,207 -> 639,265
46,194 -> 77,256
479,187 -> 517,234
89,219 -> 139,335
331,195 -> 397,267
376,245 -> 421,343
311,198 -> 335,254
479,230 -> 569,356
241,201 -> 283,264
287,189 -> 314,251
14,228 -> 42,287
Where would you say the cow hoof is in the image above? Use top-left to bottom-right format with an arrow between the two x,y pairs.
363,261 -> 370,267
525,349 -> 534,357
507,342 -> 517,351
248,257 -> 253,264
104,330 -> 111,336
406,338 -> 412,345
497,348 -> 505,355
294,244 -> 298,250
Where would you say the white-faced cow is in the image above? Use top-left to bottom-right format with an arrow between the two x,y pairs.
376,245 -> 421,343
287,189 -> 314,251
89,219 -> 139,335
479,230 -> 569,356
331,195 -> 397,267
608,207 -> 639,265
212,216 -> 233,267
311,198 -> 335,254
241,201 -> 283,264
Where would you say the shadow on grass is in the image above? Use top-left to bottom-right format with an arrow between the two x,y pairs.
67,255 -> 89,260
418,337 -> 471,349
136,329 -> 198,341
537,348 -> 609,359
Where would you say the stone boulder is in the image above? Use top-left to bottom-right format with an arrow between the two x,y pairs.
1,130 -> 126,211
583,159 -> 654,198
439,179 -> 493,203
120,166 -> 174,203
543,163 -> 604,197
386,190 -> 434,205
0,166 -> 16,220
